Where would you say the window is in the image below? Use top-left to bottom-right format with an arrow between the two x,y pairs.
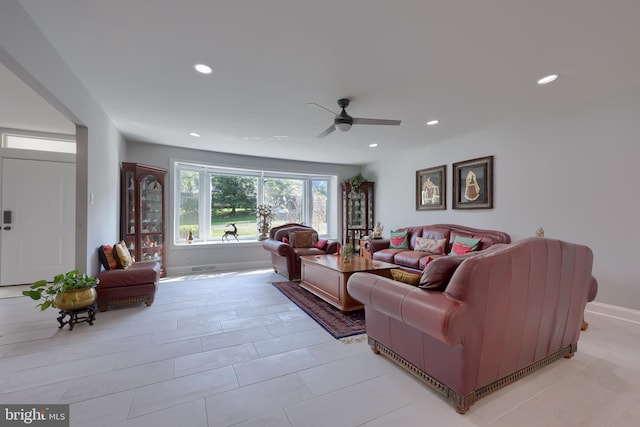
2,133 -> 76,153
174,162 -> 335,244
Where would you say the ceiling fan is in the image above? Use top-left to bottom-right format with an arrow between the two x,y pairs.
309,98 -> 401,138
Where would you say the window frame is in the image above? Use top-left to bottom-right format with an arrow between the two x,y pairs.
1,129 -> 76,154
173,161 -> 336,245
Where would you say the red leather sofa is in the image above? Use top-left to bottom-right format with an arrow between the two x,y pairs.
365,224 -> 511,274
262,223 -> 339,280
348,237 -> 598,413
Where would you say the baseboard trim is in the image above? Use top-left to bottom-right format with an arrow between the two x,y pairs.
166,260 -> 272,277
586,301 -> 640,325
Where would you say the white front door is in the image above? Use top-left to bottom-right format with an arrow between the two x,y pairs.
0,158 -> 75,285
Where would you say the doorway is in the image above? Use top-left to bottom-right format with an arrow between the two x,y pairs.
0,157 -> 75,285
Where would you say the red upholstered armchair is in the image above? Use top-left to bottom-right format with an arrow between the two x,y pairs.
262,223 -> 339,280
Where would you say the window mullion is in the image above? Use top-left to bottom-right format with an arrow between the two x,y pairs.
202,171 -> 211,241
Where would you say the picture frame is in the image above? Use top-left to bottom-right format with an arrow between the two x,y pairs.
416,165 -> 446,210
452,155 -> 493,209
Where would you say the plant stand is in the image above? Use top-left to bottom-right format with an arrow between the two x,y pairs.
57,303 -> 97,330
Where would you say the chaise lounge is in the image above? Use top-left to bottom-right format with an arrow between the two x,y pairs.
96,244 -> 160,311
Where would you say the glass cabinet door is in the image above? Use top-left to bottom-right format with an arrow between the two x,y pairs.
348,190 -> 366,228
139,175 -> 163,262
124,170 -> 136,253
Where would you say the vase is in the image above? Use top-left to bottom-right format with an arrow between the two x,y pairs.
55,288 -> 97,310
341,244 -> 354,263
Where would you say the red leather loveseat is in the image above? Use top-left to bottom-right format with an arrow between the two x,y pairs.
348,237 -> 598,413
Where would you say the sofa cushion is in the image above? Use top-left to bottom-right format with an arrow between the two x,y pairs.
390,231 -> 409,249
372,248 -> 403,264
449,236 -> 480,255
414,237 -> 447,254
97,261 -> 160,289
419,255 -> 466,291
393,251 -> 423,269
289,230 -> 317,248
418,253 -> 446,270
98,245 -> 118,270
114,241 -> 133,269
390,269 -> 420,286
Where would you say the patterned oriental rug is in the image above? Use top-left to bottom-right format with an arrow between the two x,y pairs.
272,281 -> 366,340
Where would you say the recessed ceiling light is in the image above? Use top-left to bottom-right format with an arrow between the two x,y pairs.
537,74 -> 558,85
369,143 -> 378,148
194,64 -> 212,74
189,132 -> 201,137
426,120 -> 439,126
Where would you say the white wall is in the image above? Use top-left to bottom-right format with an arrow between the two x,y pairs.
0,1 -> 125,276
126,141 -> 361,274
364,88 -> 640,310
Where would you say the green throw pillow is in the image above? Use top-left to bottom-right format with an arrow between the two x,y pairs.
449,236 -> 480,255
390,230 -> 409,249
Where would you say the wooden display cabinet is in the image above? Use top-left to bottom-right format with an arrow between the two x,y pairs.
341,181 -> 374,251
121,162 -> 166,277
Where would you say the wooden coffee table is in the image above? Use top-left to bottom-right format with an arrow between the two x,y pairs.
299,254 -> 398,311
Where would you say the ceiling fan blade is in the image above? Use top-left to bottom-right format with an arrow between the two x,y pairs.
306,102 -> 338,116
317,125 -> 336,138
352,118 -> 401,126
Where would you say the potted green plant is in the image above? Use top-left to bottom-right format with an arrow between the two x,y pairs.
344,173 -> 366,190
23,269 -> 99,311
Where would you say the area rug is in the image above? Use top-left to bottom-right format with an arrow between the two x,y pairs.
272,281 -> 366,340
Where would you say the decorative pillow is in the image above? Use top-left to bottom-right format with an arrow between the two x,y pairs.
414,237 -> 447,254
389,230 -> 409,249
449,236 -> 480,255
391,269 -> 421,286
419,255 -> 467,291
314,239 -> 328,249
289,230 -> 317,248
114,241 -> 133,269
282,237 -> 290,245
98,245 -> 118,270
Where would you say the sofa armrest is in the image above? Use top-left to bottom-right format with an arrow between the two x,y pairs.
347,272 -> 465,345
588,276 -> 598,302
326,240 -> 339,254
262,238 -> 296,258
365,239 -> 390,254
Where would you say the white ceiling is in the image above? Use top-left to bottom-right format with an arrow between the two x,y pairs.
4,0 -> 640,165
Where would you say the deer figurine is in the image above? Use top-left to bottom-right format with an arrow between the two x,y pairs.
222,223 -> 239,242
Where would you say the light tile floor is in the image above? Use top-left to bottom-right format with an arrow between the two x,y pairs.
1,269 -> 639,426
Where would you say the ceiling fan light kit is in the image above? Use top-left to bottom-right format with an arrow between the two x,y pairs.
312,98 -> 401,138
335,122 -> 352,132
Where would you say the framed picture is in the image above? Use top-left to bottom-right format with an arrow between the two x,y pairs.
416,165 -> 446,210
452,155 -> 493,209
